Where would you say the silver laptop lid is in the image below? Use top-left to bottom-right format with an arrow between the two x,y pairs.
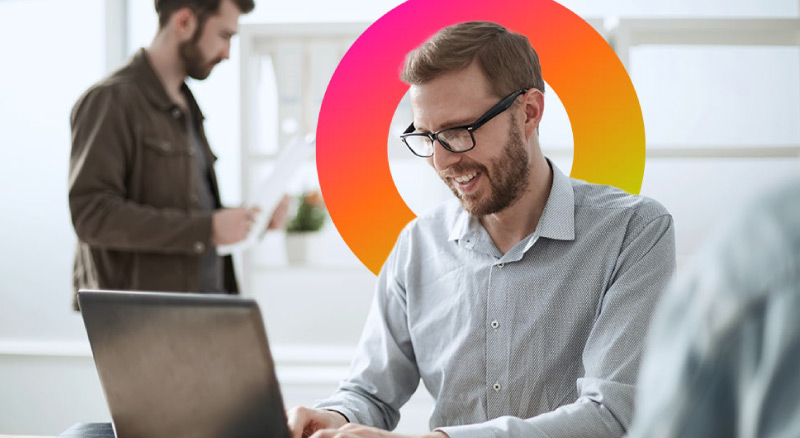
78,290 -> 290,438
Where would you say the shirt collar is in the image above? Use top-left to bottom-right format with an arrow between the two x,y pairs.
536,159 -> 575,241
448,158 -> 576,244
448,206 -> 470,242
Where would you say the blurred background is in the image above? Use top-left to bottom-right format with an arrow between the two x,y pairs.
0,0 -> 799,434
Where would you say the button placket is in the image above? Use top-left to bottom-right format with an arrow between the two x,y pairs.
486,258 -> 508,418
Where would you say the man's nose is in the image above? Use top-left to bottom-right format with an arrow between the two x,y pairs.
430,140 -> 462,171
221,42 -> 231,60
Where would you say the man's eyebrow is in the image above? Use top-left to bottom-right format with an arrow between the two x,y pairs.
423,117 -> 476,132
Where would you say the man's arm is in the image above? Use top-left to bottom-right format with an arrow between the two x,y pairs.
69,85 -> 229,253
308,423 -> 448,438
288,227 -> 421,435
435,214 -> 676,438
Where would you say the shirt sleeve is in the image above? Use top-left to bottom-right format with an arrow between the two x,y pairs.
313,227 -> 421,430
438,213 -> 676,438
68,85 -> 213,254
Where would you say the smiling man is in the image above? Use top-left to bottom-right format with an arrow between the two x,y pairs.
69,0 -> 288,308
288,21 -> 676,438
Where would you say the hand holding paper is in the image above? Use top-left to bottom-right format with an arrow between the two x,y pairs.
211,207 -> 260,246
216,136 -> 315,255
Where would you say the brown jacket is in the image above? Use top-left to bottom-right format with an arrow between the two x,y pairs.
68,49 -> 237,309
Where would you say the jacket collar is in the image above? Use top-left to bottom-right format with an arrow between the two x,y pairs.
128,48 -> 205,120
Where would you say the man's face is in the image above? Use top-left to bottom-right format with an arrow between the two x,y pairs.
409,62 -> 531,216
179,0 -> 241,80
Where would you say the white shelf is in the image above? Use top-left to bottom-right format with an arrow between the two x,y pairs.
644,145 -> 800,158
614,18 -> 800,68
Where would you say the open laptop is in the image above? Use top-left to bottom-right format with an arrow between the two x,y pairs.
78,289 -> 291,438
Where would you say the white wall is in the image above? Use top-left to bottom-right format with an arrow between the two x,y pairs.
0,0 -> 105,342
1,0 -> 799,435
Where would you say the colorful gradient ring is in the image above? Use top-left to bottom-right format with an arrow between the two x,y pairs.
317,0 -> 645,275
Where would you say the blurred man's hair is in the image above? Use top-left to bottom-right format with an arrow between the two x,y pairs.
155,0 -> 255,29
401,21 -> 544,98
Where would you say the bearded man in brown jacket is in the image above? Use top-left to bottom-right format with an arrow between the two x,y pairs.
68,0 -> 286,309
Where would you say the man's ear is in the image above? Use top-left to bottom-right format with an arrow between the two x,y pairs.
169,7 -> 198,42
522,89 -> 544,140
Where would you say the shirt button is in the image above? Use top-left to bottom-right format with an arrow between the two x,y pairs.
490,320 -> 500,329
188,146 -> 197,156
190,194 -> 199,204
171,107 -> 182,119
493,383 -> 501,392
497,263 -> 504,269
193,242 -> 206,254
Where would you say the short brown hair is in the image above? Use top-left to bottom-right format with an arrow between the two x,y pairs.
155,0 -> 255,29
401,21 -> 544,98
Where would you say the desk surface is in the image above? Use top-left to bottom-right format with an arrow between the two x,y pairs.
0,435 -> 55,438
1,422 -> 111,438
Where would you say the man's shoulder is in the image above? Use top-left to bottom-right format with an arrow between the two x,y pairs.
570,178 -> 670,224
387,199 -> 462,268
407,198 -> 463,232
393,199 -> 464,250
96,66 -> 140,91
73,60 -> 142,113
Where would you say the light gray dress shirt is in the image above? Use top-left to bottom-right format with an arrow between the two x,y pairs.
315,163 -> 676,438
628,176 -> 800,438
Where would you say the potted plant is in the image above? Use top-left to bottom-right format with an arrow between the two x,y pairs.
284,190 -> 327,264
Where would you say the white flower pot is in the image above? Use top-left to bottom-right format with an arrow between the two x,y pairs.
285,232 -> 318,264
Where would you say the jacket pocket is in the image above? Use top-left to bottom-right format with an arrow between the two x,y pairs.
143,137 -> 183,156
139,136 -> 191,207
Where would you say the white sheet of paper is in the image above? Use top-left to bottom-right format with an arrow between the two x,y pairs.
216,136 -> 315,255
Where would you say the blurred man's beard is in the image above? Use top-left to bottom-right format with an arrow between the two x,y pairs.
440,125 -> 529,217
179,39 -> 218,80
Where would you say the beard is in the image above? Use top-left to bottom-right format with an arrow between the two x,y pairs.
439,124 -> 530,217
178,36 -> 220,80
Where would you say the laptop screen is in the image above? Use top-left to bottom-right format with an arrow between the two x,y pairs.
79,290 -> 290,438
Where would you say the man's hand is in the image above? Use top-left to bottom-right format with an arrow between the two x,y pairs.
286,406 -> 348,438
306,423 -> 448,438
211,207 -> 260,246
267,195 -> 291,231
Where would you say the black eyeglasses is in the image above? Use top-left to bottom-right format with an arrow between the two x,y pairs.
400,89 -> 528,158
